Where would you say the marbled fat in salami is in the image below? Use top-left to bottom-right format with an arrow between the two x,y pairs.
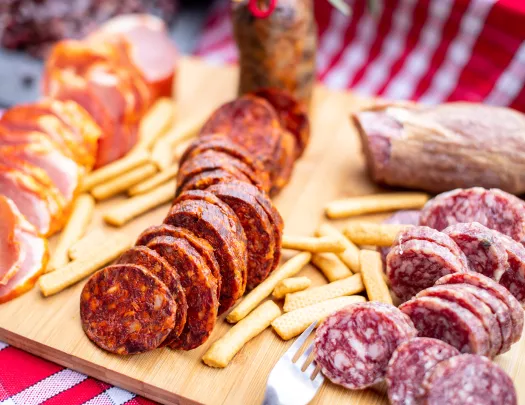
379,210 -> 421,263
386,337 -> 460,405
498,234 -> 525,307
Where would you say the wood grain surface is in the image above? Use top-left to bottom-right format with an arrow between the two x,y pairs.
0,57 -> 523,405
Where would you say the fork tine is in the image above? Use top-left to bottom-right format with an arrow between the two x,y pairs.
297,341 -> 314,368
283,321 -> 317,361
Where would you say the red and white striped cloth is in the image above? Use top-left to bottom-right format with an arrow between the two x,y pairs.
1,1 -> 525,404
196,0 -> 525,112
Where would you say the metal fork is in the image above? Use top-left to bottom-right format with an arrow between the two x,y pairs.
262,322 -> 325,405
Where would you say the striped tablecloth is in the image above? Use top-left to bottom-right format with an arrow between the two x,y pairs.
1,0 -> 525,404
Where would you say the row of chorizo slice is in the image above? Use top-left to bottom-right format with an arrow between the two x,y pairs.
80,89 -> 310,354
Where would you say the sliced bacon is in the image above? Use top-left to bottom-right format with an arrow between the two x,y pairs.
0,196 -> 22,286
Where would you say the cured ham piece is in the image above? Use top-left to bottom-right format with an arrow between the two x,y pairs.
0,196 -> 22,285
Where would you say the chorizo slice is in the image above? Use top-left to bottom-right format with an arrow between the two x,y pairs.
421,354 -> 517,405
436,272 -> 524,345
270,130 -> 296,196
415,285 -> 502,357
80,263 -> 177,354
165,198 -> 247,313
146,235 -> 218,350
252,88 -> 310,157
314,302 -> 416,390
178,169 -> 252,196
180,134 -> 270,192
116,246 -> 187,344
399,296 -> 491,356
420,187 -> 525,246
177,150 -> 269,194
199,95 -> 281,175
135,224 -> 222,297
207,182 -> 276,290
386,337 -> 460,405
386,239 -> 469,302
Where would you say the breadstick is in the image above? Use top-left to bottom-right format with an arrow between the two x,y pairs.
315,223 -> 360,272
272,277 -> 311,299
325,192 -> 429,219
151,138 -> 174,171
283,274 -> 364,312
281,235 -> 345,253
133,98 -> 176,152
128,164 -> 178,196
311,253 -> 352,282
39,235 -> 132,296
203,301 -> 281,368
272,296 -> 367,340
90,163 -> 157,200
344,222 -> 410,247
46,194 -> 95,273
81,150 -> 150,191
360,250 -> 392,304
68,228 -> 108,261
103,180 -> 176,227
226,252 -> 311,323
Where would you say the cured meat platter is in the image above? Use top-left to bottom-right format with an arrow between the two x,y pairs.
0,57 -> 524,405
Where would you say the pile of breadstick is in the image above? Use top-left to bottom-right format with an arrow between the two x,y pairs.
202,191 -> 429,368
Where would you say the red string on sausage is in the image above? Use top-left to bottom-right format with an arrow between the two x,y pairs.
248,0 -> 277,18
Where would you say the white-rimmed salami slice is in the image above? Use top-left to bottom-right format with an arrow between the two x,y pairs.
399,296 -> 491,356
314,302 -> 416,390
498,234 -> 525,307
386,337 -> 460,405
421,354 -> 517,405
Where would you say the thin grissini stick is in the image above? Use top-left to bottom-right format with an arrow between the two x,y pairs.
103,180 -> 176,227
68,228 -> 108,261
281,235 -> 346,253
226,252 -> 312,323
132,98 -> 176,152
283,274 -> 364,312
39,235 -> 132,297
202,301 -> 281,368
46,194 -> 95,273
128,164 -> 178,196
90,163 -> 158,200
325,192 -> 429,219
311,253 -> 352,282
344,222 -> 411,247
359,250 -> 392,304
272,277 -> 312,299
81,150 -> 150,191
151,138 -> 174,171
316,223 -> 360,272
272,296 -> 367,340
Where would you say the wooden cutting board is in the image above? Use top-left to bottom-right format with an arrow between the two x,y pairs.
0,57 -> 524,405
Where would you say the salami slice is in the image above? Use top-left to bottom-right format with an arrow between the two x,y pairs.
207,182 -> 276,290
165,198 -> 247,313
379,210 -> 421,263
420,187 -> 525,245
146,236 -> 218,350
135,224 -> 222,297
443,222 -> 508,282
177,150 -> 268,194
436,273 -> 524,345
177,169 -> 252,196
386,239 -> 468,302
179,134 -> 270,193
80,263 -> 177,354
116,246 -> 187,344
199,95 -> 281,174
251,88 -> 310,157
314,302 -> 416,390
415,285 -> 502,357
399,296 -> 491,356
421,354 -> 517,405
270,130 -> 296,196
386,337 -> 460,405
498,235 -> 525,307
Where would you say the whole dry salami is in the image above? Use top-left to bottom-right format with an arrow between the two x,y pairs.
498,234 -> 525,307
443,222 -> 508,282
314,302 -> 416,390
386,239 -> 468,302
207,182 -> 276,290
80,264 -> 177,355
420,188 -> 525,245
421,354 -> 517,405
386,337 -> 460,405
147,235 -> 218,350
116,246 -> 187,345
178,169 -> 251,195
435,272 -> 524,345
399,296 -> 491,356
